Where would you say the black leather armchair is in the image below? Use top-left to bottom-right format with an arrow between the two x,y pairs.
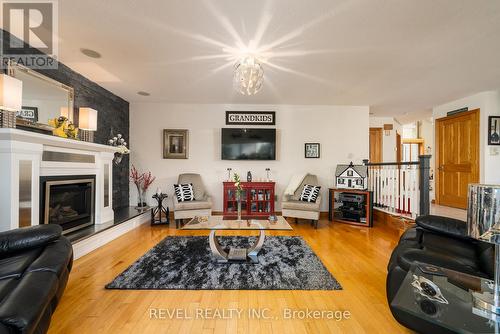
386,215 -> 494,333
0,225 -> 73,334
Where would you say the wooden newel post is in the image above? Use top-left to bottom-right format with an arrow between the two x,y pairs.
418,155 -> 431,216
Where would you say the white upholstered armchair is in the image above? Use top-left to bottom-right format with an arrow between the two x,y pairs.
173,173 -> 212,228
281,174 -> 322,229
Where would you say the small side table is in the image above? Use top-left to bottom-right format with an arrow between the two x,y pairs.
151,193 -> 170,226
391,262 -> 498,333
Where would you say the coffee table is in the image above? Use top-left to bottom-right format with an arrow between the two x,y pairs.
181,216 -> 293,263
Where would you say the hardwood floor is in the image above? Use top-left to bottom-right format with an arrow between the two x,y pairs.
48,217 -> 412,334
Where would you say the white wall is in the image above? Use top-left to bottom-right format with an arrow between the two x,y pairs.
369,117 -> 400,162
419,118 -> 435,200
419,118 -> 434,154
130,103 -> 370,212
433,91 -> 500,184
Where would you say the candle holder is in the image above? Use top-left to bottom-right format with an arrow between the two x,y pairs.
265,168 -> 271,182
227,168 -> 232,181
151,193 -> 170,226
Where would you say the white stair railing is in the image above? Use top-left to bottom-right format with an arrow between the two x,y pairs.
364,156 -> 431,218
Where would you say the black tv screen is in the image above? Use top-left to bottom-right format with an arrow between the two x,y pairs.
222,128 -> 276,160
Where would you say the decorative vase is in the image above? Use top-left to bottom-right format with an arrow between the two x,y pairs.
135,185 -> 147,209
114,153 -> 123,165
247,171 -> 252,182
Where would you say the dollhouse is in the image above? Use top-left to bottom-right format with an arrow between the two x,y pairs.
335,162 -> 368,190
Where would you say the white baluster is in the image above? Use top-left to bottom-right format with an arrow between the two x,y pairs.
385,166 -> 390,210
369,166 -> 373,192
402,168 -> 408,214
384,166 -> 388,208
391,166 -> 397,212
372,166 -> 375,193
399,167 -> 403,213
386,166 -> 392,211
396,166 -> 401,213
408,167 -> 413,214
407,167 -> 412,214
368,166 -> 371,191
380,166 -> 384,207
409,167 -> 415,215
386,166 -> 390,211
378,167 -> 382,207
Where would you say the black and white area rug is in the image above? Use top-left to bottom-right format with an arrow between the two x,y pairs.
106,236 -> 342,290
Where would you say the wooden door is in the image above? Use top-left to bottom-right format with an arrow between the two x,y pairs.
436,109 -> 480,209
369,128 -> 383,163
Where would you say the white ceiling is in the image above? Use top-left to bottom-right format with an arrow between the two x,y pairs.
56,0 -> 500,116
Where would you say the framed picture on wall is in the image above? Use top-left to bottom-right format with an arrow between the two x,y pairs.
489,116 -> 500,145
305,143 -> 320,158
16,106 -> 39,123
163,129 -> 189,159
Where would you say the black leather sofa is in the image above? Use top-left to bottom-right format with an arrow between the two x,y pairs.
387,215 -> 494,333
0,225 -> 73,334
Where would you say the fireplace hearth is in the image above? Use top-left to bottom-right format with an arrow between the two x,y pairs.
40,175 -> 96,234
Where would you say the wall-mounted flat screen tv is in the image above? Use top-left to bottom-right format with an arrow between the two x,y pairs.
222,128 -> 276,160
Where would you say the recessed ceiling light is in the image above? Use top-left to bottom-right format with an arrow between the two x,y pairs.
137,91 -> 150,96
80,48 -> 102,59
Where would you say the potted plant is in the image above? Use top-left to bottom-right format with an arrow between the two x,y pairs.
233,173 -> 243,220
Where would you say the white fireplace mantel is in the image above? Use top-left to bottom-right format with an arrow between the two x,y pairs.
0,128 -> 119,153
0,128 -> 120,232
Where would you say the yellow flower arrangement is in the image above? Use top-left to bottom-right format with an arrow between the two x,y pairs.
48,116 -> 78,139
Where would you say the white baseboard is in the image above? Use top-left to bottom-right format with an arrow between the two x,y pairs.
72,212 -> 150,260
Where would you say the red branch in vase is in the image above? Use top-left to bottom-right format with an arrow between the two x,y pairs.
130,165 -> 144,187
142,171 -> 156,192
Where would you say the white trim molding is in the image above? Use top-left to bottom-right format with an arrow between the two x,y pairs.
72,211 -> 150,260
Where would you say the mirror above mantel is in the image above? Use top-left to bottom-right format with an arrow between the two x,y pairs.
8,60 -> 74,132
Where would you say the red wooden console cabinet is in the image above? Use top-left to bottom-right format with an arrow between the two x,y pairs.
223,181 -> 275,218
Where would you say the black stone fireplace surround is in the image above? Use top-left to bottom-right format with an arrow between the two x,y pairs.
40,175 -> 96,235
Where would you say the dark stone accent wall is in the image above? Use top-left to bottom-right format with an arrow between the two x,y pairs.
1,29 -> 130,209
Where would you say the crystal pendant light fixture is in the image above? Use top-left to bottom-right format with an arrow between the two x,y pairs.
233,56 -> 264,96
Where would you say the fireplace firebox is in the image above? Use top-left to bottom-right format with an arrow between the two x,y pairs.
40,175 -> 95,234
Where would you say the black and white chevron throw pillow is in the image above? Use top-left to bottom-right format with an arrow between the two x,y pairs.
299,184 -> 321,203
174,183 -> 195,202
